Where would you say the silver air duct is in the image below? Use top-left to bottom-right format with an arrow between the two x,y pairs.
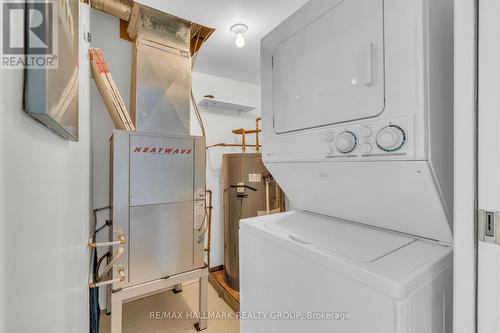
90,1 -> 213,136
128,3 -> 192,135
90,0 -> 133,21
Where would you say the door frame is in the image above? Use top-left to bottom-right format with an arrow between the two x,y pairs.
454,0 -> 479,332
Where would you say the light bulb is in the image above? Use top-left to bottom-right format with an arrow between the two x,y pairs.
235,33 -> 245,48
230,23 -> 248,48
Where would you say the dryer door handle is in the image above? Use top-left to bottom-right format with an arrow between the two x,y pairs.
364,43 -> 375,86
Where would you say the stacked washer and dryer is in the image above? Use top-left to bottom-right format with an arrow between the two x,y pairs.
240,0 -> 453,332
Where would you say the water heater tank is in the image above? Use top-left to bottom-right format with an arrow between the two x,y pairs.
223,153 -> 284,290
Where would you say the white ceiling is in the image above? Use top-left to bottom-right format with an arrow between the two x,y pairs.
138,0 -> 309,84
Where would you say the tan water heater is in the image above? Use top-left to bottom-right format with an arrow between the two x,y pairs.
223,153 -> 284,291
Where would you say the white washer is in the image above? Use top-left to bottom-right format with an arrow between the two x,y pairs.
240,0 -> 454,331
240,212 -> 452,333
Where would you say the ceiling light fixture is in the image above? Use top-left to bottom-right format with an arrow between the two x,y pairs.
230,23 -> 248,48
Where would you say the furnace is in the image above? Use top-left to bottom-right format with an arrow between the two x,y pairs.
86,1 -> 215,332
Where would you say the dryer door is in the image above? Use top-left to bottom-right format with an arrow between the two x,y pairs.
272,0 -> 385,133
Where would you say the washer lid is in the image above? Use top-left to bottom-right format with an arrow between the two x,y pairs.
266,211 -> 415,263
241,211 -> 453,299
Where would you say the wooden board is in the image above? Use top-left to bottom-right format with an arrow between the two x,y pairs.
208,270 -> 240,312
89,48 -> 135,131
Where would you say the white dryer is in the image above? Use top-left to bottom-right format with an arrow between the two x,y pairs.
240,0 -> 454,331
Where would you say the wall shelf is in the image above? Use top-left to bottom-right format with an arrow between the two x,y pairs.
198,97 -> 256,112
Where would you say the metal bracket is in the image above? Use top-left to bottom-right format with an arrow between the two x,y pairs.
478,209 -> 500,244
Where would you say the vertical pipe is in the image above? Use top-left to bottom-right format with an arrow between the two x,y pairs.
241,129 -> 246,152
256,117 -> 261,152
265,179 -> 270,215
205,189 -> 213,268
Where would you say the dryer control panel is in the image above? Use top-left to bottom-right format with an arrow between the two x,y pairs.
322,117 -> 411,159
264,115 -> 415,162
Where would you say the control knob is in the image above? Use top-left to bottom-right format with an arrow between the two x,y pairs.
362,143 -> 373,154
335,131 -> 357,154
376,125 -> 406,152
360,127 -> 372,138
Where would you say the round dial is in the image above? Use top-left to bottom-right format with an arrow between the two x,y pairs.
335,131 -> 357,154
376,125 -> 406,152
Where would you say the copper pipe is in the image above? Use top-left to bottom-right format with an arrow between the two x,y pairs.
231,128 -> 244,134
241,129 -> 246,151
232,128 -> 261,135
265,178 -> 270,214
256,117 -> 261,152
232,118 -> 262,152
208,117 -> 263,151
231,128 -> 248,151
205,190 -> 213,268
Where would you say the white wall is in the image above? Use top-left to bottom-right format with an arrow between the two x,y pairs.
0,4 -> 91,333
0,41 -> 5,333
90,11 -> 261,274
0,57 -> 4,332
191,72 -> 262,268
454,0 -> 478,332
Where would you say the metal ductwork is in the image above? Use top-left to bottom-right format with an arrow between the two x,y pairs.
128,3 -> 192,135
90,0 -> 214,135
90,0 -> 133,21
